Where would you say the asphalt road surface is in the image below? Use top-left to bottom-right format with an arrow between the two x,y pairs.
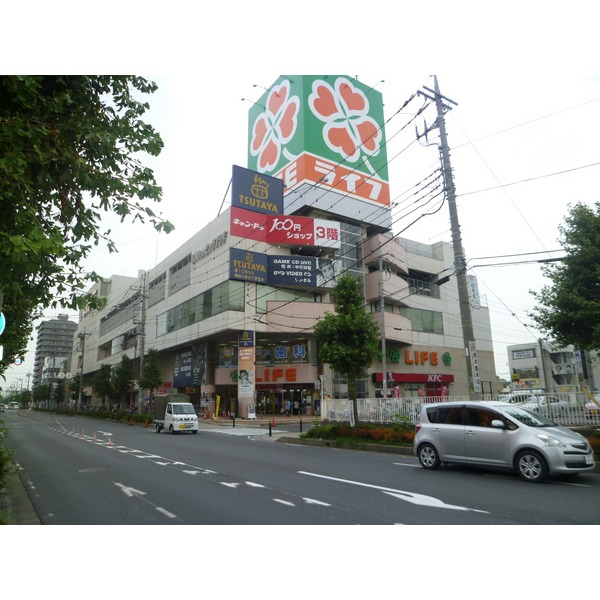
3,409 -> 600,525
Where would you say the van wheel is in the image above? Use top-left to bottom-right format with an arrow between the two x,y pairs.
516,450 -> 548,482
155,424 -> 161,433
169,425 -> 175,435
418,443 -> 440,470
192,430 -> 198,434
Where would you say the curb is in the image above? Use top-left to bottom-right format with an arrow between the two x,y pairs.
0,466 -> 41,525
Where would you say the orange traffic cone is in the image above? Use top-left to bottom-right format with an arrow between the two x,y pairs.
129,416 -> 133,426
271,417 -> 276,427
144,418 -> 148,428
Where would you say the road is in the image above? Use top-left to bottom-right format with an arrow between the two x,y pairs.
3,409 -> 600,525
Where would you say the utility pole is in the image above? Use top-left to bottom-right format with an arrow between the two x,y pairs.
77,330 -> 91,411
379,246 -> 388,400
419,76 -> 481,399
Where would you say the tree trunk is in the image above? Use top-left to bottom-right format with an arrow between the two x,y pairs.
348,374 -> 359,425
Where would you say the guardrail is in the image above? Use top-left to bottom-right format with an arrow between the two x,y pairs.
322,394 -> 600,427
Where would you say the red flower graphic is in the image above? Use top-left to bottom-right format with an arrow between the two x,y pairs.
250,80 -> 299,173
309,77 -> 382,163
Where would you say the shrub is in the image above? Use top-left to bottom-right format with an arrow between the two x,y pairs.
304,422 -> 415,446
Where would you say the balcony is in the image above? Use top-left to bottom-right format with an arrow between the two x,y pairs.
372,311 -> 413,344
364,270 -> 410,305
362,234 -> 408,275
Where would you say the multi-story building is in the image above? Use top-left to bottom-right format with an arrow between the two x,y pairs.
71,74 -> 498,414
508,341 -> 600,393
32,314 -> 78,387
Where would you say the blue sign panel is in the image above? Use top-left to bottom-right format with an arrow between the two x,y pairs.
268,255 -> 316,287
229,248 -> 269,284
173,350 -> 193,388
231,165 -> 284,216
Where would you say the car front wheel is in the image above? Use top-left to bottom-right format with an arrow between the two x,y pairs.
418,443 -> 441,470
516,450 -> 548,482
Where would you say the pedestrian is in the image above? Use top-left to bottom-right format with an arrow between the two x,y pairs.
293,399 -> 300,415
285,399 -> 291,416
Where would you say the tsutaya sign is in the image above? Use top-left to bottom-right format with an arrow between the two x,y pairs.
246,75 -> 390,208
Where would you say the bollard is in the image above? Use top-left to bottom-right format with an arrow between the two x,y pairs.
269,422 -> 272,437
299,418 -> 303,434
232,415 -> 235,428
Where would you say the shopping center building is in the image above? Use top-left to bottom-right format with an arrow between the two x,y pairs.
71,75 -> 498,416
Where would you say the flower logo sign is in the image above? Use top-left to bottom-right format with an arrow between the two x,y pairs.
308,77 -> 382,174
250,80 -> 300,173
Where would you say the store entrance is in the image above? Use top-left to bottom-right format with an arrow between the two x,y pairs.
256,390 -> 282,415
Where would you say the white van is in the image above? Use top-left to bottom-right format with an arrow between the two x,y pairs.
9,402 -> 20,410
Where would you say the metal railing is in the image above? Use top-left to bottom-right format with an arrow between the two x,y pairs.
322,393 -> 600,427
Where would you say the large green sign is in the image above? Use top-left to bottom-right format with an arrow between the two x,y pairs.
246,75 -> 390,207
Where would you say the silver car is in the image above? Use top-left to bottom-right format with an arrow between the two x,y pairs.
414,401 -> 595,482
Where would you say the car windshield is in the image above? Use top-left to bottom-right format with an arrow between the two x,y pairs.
502,406 -> 556,427
173,404 -> 195,415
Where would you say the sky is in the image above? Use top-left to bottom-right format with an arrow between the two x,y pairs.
3,0 -> 598,587
2,1 -> 599,392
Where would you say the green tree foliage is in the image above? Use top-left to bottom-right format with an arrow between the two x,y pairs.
313,275 -> 381,424
138,348 -> 163,405
92,364 -> 113,407
0,75 -> 173,377
530,202 -> 600,350
111,355 -> 134,409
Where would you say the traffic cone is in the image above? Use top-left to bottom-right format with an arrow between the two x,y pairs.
129,416 -> 133,426
144,418 -> 148,428
93,432 -> 97,442
272,417 -> 276,427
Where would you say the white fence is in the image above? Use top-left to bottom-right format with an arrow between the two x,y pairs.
322,393 -> 600,427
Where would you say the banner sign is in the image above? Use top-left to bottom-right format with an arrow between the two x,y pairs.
229,249 -> 317,288
268,255 -> 316,287
229,248 -> 269,284
231,165 -> 284,216
230,207 -> 340,248
238,330 -> 255,400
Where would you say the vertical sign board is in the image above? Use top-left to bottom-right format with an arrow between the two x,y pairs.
468,341 -> 482,393
247,75 -> 390,208
173,350 -> 193,388
238,330 -> 255,418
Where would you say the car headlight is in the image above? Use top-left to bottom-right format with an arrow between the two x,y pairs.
536,434 -> 566,447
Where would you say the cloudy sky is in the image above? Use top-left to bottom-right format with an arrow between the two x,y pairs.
3,1 -> 599,390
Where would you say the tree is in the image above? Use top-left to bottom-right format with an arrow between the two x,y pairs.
0,75 -> 174,378
111,355 -> 134,410
313,275 -> 382,424
138,348 -> 163,409
92,364 -> 113,408
530,202 -> 600,350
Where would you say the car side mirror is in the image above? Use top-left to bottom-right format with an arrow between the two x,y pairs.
491,419 -> 505,428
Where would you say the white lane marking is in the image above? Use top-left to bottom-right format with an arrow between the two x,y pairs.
393,463 -> 420,468
303,498 -> 331,506
245,481 -> 265,488
113,482 -> 178,520
221,482 -> 240,488
298,471 -> 489,514
114,482 -> 146,498
274,499 -> 295,506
